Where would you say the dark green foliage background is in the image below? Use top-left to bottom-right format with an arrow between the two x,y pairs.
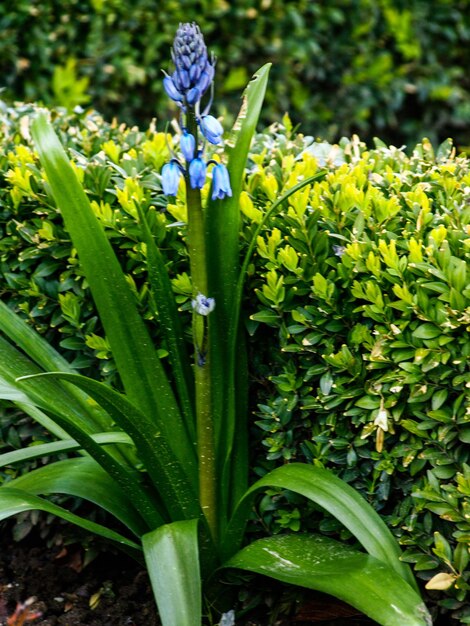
1,0 -> 470,147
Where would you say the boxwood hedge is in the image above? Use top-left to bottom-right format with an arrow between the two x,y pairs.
245,127 -> 470,624
0,103 -> 469,624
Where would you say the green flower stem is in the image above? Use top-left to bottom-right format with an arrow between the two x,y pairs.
186,113 -> 217,542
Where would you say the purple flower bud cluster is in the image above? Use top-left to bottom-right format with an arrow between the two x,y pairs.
161,23 -> 232,201
163,23 -> 214,107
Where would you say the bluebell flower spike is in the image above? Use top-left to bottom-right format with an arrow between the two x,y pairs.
161,24 -> 232,201
163,23 -> 214,107
161,161 -> 182,196
211,163 -> 232,200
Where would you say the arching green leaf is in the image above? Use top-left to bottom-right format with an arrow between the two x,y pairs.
0,488 -> 141,558
6,456 -> 147,536
225,535 -> 431,626
31,113 -> 196,475
224,463 -> 416,590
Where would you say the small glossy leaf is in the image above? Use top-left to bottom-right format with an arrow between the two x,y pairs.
142,520 -> 201,626
250,310 -> 279,325
355,396 -> 381,409
319,371 -> 334,396
458,428 -> 470,443
432,389 -> 449,411
454,542 -> 470,572
412,324 -> 441,340
425,572 -> 456,590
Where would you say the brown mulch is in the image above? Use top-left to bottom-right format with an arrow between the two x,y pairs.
0,528 -> 379,626
0,530 -> 158,626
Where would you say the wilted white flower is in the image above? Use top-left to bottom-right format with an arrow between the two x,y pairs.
374,408 -> 389,431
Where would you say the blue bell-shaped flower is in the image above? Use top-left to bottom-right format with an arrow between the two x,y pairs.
200,115 -> 223,145
211,163 -> 232,200
163,74 -> 184,103
180,130 -> 196,162
161,161 -> 182,196
189,156 -> 207,189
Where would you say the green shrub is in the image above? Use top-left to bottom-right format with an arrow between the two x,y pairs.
1,1 -> 470,147
247,129 -> 470,623
0,102 -> 187,386
0,102 -> 469,623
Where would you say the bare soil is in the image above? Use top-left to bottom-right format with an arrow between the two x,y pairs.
0,528 -> 385,626
0,530 -> 158,626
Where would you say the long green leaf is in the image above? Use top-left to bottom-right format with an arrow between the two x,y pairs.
142,520 -> 201,626
0,375 -> 37,404
0,488 -> 141,558
0,372 -> 72,446
207,63 -> 272,310
225,535 -> 431,626
31,113 -> 196,474
19,372 -> 201,520
0,300 -> 74,372
0,335 -> 101,435
0,371 -> 84,441
6,457 -> 147,536
17,402 -> 81,442
14,402 -> 73,442
205,65 -> 271,530
224,463 -> 416,590
135,203 -> 195,443
222,171 -> 328,519
0,431 -> 132,466
17,373 -> 165,529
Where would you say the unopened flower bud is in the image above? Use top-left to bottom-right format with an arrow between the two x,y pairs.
162,23 -> 214,106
